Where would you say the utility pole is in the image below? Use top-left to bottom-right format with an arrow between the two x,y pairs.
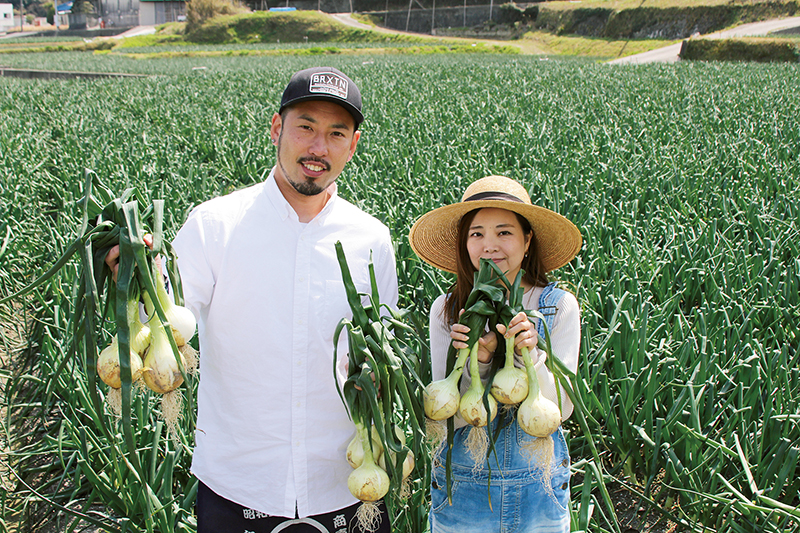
19,0 -> 23,31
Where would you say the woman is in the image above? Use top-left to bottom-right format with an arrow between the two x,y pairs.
408,175 -> 582,533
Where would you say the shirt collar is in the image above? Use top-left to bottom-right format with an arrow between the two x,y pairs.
264,167 -> 339,224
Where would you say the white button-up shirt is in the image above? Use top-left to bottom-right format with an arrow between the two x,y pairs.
173,169 -> 398,517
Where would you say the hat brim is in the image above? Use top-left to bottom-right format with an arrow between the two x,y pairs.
279,94 -> 364,127
409,200 -> 582,274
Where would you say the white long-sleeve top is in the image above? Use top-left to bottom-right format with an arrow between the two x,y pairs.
429,285 -> 580,429
172,168 -> 398,518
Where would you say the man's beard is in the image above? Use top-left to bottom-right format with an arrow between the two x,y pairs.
276,134 -> 330,197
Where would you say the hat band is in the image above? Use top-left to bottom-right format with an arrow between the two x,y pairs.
464,191 -> 525,203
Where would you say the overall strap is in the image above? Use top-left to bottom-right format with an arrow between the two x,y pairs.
537,282 -> 566,339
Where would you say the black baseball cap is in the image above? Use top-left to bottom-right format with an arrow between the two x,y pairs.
279,67 -> 364,129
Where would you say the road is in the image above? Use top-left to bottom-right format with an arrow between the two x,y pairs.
607,16 -> 800,64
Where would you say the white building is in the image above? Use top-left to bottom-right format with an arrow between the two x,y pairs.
138,0 -> 185,25
1,3 -> 15,31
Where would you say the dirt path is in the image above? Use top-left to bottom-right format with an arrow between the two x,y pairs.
607,15 -> 800,64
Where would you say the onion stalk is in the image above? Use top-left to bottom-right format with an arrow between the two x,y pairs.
458,343 -> 498,428
127,299 -> 151,357
459,342 -> 498,466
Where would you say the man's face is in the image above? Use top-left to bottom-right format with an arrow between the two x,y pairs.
271,100 -> 360,197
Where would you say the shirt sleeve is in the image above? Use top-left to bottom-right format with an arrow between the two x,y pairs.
374,232 -> 398,311
172,208 -> 217,319
429,294 -> 451,382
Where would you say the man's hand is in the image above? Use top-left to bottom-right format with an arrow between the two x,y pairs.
104,234 -> 155,282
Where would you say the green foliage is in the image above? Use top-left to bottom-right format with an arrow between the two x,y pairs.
486,3 -> 538,27
680,36 -> 800,62
184,10 -> 423,44
185,0 -> 248,33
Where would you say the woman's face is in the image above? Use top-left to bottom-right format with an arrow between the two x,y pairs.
466,208 -> 532,282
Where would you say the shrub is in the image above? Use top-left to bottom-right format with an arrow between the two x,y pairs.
186,0 -> 249,33
497,3 -> 524,24
680,37 -> 800,62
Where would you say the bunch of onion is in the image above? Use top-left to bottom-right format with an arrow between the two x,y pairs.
0,175 -> 198,480
333,242 -> 425,532
97,299 -> 150,415
422,259 -> 507,498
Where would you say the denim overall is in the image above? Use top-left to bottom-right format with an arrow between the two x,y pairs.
430,283 -> 572,533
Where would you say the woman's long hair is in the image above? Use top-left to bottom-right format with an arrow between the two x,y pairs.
443,208 -> 550,325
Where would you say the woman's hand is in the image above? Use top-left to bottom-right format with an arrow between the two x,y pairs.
450,320 -> 498,364
496,311 -> 538,354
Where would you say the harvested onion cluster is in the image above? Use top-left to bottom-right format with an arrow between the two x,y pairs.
333,242 -> 424,533
423,260 -> 567,501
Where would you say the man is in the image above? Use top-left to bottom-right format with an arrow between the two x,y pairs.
111,67 -> 397,532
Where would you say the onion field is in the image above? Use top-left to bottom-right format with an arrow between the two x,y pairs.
1,53 -> 799,533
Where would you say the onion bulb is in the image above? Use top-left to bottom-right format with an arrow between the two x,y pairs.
378,447 -> 415,480
127,299 -> 151,356
144,276 -> 197,346
377,427 -> 415,480
97,337 -> 143,389
458,386 -> 498,428
490,336 -> 528,405
348,458 -> 390,502
347,423 -> 390,533
141,316 -> 185,394
346,427 -> 383,469
424,346 -> 470,421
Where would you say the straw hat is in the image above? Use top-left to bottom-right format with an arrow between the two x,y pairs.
408,175 -> 582,274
